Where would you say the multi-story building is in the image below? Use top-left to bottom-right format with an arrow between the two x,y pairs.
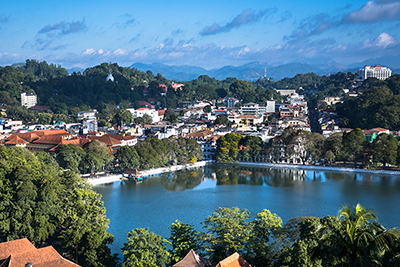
358,65 -> 392,81
21,92 -> 37,108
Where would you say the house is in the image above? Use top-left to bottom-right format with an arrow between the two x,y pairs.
88,134 -> 137,154
30,105 -> 51,112
0,238 -> 80,267
21,92 -> 37,108
127,107 -> 161,123
187,130 -> 219,160
216,252 -> 251,267
3,129 -> 77,153
363,127 -> 390,143
221,96 -> 240,108
236,114 -> 263,126
77,110 -> 97,120
173,250 -> 213,267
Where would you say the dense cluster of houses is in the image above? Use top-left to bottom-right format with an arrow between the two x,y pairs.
1,84 -> 397,164
1,91 -> 311,161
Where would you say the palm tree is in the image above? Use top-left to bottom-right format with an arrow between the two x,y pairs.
315,203 -> 400,266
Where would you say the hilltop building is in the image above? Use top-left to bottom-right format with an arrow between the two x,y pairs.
106,68 -> 114,82
21,92 -> 37,108
358,65 -> 392,81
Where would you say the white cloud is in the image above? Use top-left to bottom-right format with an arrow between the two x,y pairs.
363,32 -> 397,48
82,48 -> 96,55
343,0 -> 400,23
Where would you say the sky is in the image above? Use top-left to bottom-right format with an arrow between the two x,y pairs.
0,0 -> 400,69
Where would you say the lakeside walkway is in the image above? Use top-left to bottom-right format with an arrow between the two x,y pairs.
86,160 -> 400,186
86,160 -> 214,186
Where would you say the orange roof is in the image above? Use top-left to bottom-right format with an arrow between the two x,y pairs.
88,135 -> 121,146
50,137 -> 90,152
0,239 -> 80,267
216,253 -> 251,267
137,107 -> 151,111
32,135 -> 66,145
187,130 -> 214,138
4,135 -> 28,145
371,127 -> 389,132
237,115 -> 260,119
4,132 -> 40,143
0,239 -> 36,260
158,110 -> 166,116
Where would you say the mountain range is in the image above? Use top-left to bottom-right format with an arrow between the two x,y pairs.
130,54 -> 400,82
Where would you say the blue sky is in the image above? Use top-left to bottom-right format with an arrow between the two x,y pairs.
0,0 -> 399,69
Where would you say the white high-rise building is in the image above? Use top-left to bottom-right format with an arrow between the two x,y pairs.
21,92 -> 37,108
358,65 -> 392,81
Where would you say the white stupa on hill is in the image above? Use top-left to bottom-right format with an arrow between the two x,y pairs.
106,68 -> 114,82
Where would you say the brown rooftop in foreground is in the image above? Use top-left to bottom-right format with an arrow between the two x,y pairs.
0,238 -> 80,267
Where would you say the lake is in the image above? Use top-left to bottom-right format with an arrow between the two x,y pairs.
93,165 -> 400,257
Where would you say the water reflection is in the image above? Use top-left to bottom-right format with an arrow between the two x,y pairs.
160,168 -> 204,191
142,165 -> 400,192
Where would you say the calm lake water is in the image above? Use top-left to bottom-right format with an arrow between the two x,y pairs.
93,165 -> 400,256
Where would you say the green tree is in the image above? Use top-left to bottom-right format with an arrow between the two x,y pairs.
316,204 -> 400,266
0,147 -> 61,243
371,133 -> 398,167
122,228 -> 169,267
37,112 -> 52,124
83,140 -> 114,173
246,209 -> 282,267
115,146 -> 140,170
214,115 -> 231,126
215,133 -> 243,163
60,185 -> 116,267
56,144 -> 86,173
201,207 -> 252,262
0,147 -> 116,266
113,109 -> 133,126
342,129 -> 367,165
203,105 -> 212,113
167,220 -> 202,265
164,108 -> 177,123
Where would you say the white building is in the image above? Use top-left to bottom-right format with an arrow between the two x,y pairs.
106,68 -> 114,82
266,100 -> 275,113
83,119 -> 98,133
127,108 -> 160,123
21,92 -> 37,108
358,65 -> 392,81
240,103 -> 266,117
78,110 -> 97,120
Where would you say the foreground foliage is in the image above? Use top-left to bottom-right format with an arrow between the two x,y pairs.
0,146 -> 116,267
122,205 -> 400,267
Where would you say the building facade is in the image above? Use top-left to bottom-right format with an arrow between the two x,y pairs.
358,65 -> 392,81
21,92 -> 37,108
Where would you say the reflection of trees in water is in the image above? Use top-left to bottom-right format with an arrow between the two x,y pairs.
324,171 -> 356,180
264,168 -> 307,187
213,165 -> 264,185
161,168 -> 204,191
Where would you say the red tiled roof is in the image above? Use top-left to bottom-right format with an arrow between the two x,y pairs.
371,127 -> 389,132
216,252 -> 251,267
33,135 -> 66,145
363,130 -> 376,135
88,135 -> 121,146
4,132 -> 40,143
4,135 -> 28,145
137,101 -> 151,106
0,239 -> 80,267
158,110 -> 166,116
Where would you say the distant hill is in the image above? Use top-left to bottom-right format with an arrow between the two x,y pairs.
131,62 -> 337,81
67,67 -> 84,74
349,54 -> 400,70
